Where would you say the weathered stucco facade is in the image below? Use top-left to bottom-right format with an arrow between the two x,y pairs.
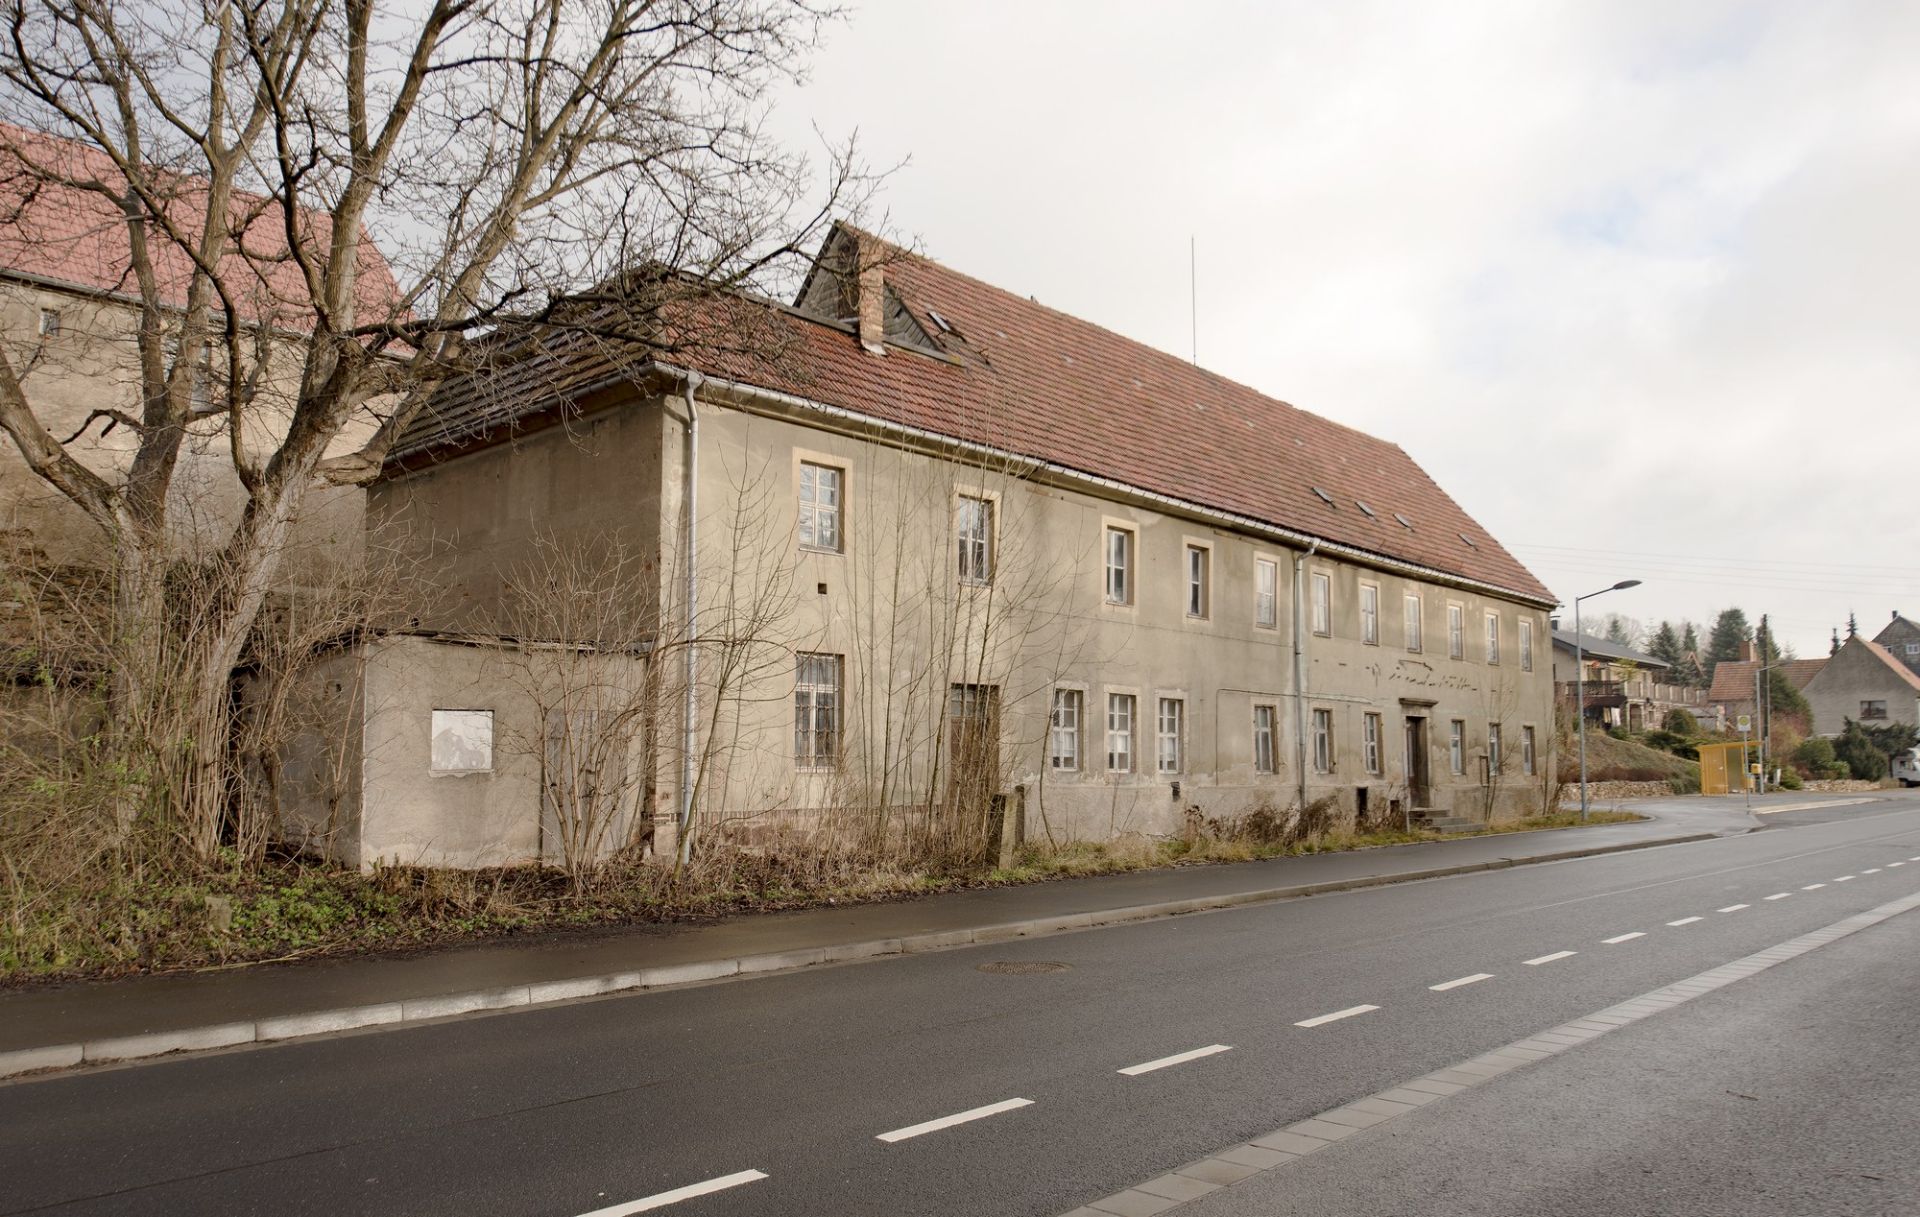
1801,635 -> 1920,738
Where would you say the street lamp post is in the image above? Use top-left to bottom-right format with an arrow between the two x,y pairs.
1576,579 -> 1643,821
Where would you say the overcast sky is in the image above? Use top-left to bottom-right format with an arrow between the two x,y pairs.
772,0 -> 1919,657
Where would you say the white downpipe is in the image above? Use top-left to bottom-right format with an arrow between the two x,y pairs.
678,372 -> 703,865
1292,541 -> 1319,810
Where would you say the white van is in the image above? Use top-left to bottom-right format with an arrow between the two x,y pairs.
1894,748 -> 1920,788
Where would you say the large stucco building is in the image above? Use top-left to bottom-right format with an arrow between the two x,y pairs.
282,226 -> 1558,868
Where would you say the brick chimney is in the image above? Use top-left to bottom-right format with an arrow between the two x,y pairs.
855,238 -> 886,356
1738,640 -> 1756,662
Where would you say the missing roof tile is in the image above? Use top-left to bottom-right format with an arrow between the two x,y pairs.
926,307 -> 956,334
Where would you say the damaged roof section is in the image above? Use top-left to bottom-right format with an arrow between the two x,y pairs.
390,222 -> 1553,606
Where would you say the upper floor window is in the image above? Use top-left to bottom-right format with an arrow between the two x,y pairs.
1253,704 -> 1277,774
1185,545 -> 1210,619
1106,693 -> 1136,772
1050,689 -> 1083,771
1485,612 -> 1501,665
1255,558 -> 1278,628
37,308 -> 60,337
1520,619 -> 1534,672
1404,594 -> 1423,652
1157,697 -> 1184,774
1311,572 -> 1331,636
1448,604 -> 1464,659
798,462 -> 843,552
1104,526 -> 1134,605
794,652 -> 841,769
956,495 -> 993,584
1312,708 -> 1334,772
1360,583 -> 1379,645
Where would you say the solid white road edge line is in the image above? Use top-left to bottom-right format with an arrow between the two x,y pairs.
1064,889 -> 1920,1217
575,1170 -> 768,1217
1602,932 -> 1646,944
876,1098 -> 1033,1143
1119,1045 -> 1233,1076
1667,917 -> 1703,926
1429,973 -> 1493,992
1294,1005 -> 1379,1028
1523,950 -> 1576,965
1718,904 -> 1750,912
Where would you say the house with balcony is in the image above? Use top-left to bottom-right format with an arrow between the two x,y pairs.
1551,629 -> 1701,731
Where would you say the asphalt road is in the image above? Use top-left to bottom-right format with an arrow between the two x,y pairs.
4,793 -> 1919,1217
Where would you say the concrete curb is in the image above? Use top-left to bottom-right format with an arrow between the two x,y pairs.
0,830 -> 1718,1081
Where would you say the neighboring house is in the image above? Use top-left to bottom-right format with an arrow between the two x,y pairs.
0,122 -> 400,566
1705,647 -> 1826,730
1801,635 -> 1920,737
284,224 -> 1558,869
1872,612 -> 1920,679
1549,629 -> 1702,731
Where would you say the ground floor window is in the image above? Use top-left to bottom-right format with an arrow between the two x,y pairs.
795,653 -> 841,769
1522,725 -> 1537,776
1050,689 -> 1082,770
1449,719 -> 1465,775
1106,693 -> 1136,773
1157,697 -> 1184,774
1363,713 -> 1382,776
1253,705 -> 1276,774
1313,708 -> 1333,773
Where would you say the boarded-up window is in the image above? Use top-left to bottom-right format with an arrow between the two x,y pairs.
431,709 -> 493,772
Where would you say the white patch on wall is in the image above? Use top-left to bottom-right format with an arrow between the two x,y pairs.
431,709 -> 494,773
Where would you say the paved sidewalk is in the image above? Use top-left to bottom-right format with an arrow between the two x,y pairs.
0,795 -> 1805,1076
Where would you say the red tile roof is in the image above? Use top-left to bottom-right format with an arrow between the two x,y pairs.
1707,656 -> 1828,703
1859,639 -> 1920,693
397,224 -> 1553,604
0,122 -> 400,328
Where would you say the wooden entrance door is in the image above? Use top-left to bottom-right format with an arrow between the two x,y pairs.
1404,716 -> 1431,808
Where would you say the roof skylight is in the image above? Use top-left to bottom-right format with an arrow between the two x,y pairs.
1393,512 -> 1414,530
1355,500 -> 1376,518
1311,487 -> 1336,507
1459,532 -> 1478,549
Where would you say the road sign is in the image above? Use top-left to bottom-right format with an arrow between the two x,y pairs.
1736,714 -> 1751,732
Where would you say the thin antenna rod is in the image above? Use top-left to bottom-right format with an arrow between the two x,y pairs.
1189,235 -> 1197,364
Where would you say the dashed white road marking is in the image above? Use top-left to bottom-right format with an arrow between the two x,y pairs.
1764,893 -> 1792,901
1429,973 -> 1494,992
1118,1045 -> 1232,1076
1864,869 -> 1882,874
1802,884 -> 1827,891
1294,1004 -> 1380,1028
1909,856 -> 1920,862
576,1170 -> 769,1216
1524,950 -> 1577,966
1718,904 -> 1750,912
1602,932 -> 1646,944
876,1098 -> 1033,1143
1889,862 -> 1906,868
1836,876 -> 1856,882
1667,917 -> 1703,926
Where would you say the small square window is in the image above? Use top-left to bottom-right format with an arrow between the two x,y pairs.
430,709 -> 494,772
38,308 -> 61,337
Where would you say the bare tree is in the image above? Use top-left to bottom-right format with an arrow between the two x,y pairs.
0,0 -> 865,857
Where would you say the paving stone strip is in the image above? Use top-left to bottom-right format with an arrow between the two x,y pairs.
1058,888 -> 1920,1217
0,831 -> 1719,1080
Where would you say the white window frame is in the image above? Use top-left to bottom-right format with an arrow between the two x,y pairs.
1520,619 -> 1534,672
955,494 -> 993,585
1253,704 -> 1277,775
1485,612 -> 1501,665
1404,594 -> 1423,652
1363,712 -> 1382,776
1449,719 -> 1465,775
794,652 -> 842,770
1359,583 -> 1379,645
1522,725 -> 1536,776
37,308 -> 61,337
1488,723 -> 1502,776
1049,688 -> 1082,771
1312,708 -> 1333,773
1311,572 -> 1331,636
1185,544 -> 1210,619
1156,697 -> 1184,774
1448,603 -> 1465,660
798,461 -> 844,552
1255,558 -> 1278,628
1104,526 -> 1134,606
1106,693 -> 1136,773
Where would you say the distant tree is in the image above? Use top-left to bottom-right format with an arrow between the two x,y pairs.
1676,621 -> 1706,688
1703,609 -> 1753,684
1832,719 -> 1889,781
1662,707 -> 1699,734
1604,617 -> 1631,645
1859,720 -> 1919,759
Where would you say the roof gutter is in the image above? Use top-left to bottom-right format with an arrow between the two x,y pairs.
650,362 -> 1557,610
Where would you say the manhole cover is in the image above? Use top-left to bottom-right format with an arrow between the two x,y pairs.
976,960 -> 1072,975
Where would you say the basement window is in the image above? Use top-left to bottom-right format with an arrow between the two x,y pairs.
430,709 -> 494,773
